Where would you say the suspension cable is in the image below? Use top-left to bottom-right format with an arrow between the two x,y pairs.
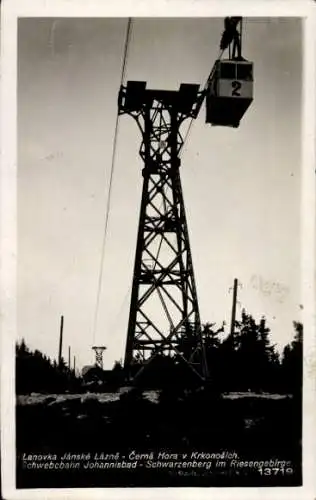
92,20 -> 231,345
92,18 -> 132,345
180,48 -> 225,159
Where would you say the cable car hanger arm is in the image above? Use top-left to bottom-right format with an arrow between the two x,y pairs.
191,17 -> 243,120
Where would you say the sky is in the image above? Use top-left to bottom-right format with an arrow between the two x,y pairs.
17,17 -> 303,371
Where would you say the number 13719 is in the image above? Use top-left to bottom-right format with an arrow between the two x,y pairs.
258,467 -> 294,476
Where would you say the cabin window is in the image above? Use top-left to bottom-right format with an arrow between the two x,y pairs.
236,64 -> 253,81
220,62 -> 236,79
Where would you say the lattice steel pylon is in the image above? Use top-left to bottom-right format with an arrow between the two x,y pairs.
118,81 -> 208,383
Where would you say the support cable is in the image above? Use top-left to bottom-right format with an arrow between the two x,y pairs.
180,48 -> 224,159
92,18 -> 132,345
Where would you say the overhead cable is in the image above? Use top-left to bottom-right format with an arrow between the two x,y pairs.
92,18 -> 132,345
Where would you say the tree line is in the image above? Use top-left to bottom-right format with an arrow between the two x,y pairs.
16,339 -> 82,394
16,309 -> 302,395
201,310 -> 302,395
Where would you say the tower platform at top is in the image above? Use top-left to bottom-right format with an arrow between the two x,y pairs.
118,81 -> 201,117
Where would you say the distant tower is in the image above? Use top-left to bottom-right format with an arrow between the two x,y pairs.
92,346 -> 107,370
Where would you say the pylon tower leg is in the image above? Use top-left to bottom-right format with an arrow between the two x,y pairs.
118,81 -> 208,383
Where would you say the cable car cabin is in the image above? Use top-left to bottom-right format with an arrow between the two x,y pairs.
206,59 -> 253,128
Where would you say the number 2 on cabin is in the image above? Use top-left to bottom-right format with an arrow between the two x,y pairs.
232,80 -> 242,96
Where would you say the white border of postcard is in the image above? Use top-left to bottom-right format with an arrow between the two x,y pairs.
1,0 -> 316,499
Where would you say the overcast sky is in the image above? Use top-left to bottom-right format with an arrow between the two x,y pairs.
17,17 -> 302,370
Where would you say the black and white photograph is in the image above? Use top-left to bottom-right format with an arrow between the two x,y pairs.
1,1 -> 315,498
